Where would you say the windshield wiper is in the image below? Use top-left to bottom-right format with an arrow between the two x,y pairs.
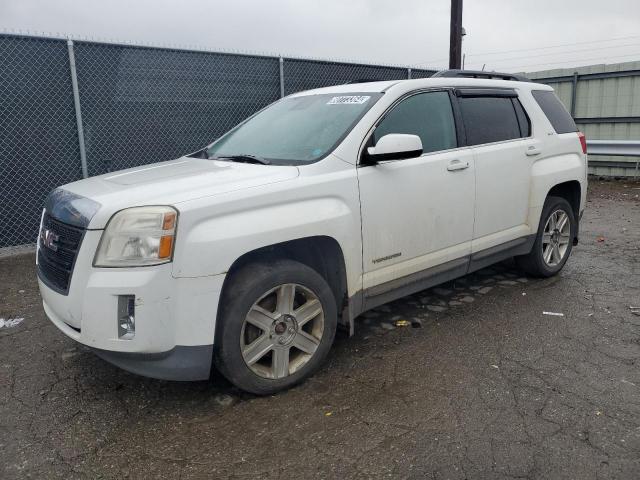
216,154 -> 271,165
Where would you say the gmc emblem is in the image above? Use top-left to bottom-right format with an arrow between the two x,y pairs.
40,228 -> 59,252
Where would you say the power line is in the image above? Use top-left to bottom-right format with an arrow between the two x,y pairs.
475,42 -> 640,65
471,51 -> 640,72
414,34 -> 640,66
467,34 -> 640,57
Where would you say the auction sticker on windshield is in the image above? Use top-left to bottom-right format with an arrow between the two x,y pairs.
327,95 -> 371,105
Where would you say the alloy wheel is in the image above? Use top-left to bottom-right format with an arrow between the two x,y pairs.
240,283 -> 324,379
542,209 -> 571,267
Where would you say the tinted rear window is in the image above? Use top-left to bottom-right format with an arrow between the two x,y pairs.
531,90 -> 577,134
458,96 -> 522,145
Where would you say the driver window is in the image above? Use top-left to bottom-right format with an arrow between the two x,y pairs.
373,91 -> 457,154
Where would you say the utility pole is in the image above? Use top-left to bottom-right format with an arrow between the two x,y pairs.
449,0 -> 463,69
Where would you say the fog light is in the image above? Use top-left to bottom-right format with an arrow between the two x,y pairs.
117,295 -> 135,339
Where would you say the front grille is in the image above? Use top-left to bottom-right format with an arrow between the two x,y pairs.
37,213 -> 85,294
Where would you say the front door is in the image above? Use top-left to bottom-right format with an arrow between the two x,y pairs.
357,90 -> 475,293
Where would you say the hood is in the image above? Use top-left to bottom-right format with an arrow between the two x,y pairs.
58,157 -> 299,229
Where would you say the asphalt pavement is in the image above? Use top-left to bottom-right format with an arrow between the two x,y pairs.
1,179 -> 639,479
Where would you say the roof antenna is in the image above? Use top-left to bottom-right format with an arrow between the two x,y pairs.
481,64 -> 486,71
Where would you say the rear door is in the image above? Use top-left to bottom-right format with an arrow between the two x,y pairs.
455,89 -> 534,251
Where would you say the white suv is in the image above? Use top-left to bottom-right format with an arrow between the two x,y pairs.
37,71 -> 587,394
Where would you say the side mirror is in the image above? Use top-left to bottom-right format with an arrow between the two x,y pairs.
364,134 -> 423,163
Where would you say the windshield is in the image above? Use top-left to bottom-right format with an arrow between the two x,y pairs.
206,92 -> 382,165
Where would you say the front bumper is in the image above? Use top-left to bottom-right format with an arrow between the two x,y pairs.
91,345 -> 213,381
39,230 -> 226,381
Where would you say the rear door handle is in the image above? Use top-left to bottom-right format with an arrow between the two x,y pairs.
526,146 -> 541,156
447,159 -> 469,171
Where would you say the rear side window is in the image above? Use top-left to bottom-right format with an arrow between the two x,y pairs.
458,96 -> 522,146
531,90 -> 577,134
373,91 -> 457,154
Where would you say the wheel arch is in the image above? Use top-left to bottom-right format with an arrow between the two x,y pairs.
529,153 -> 586,243
219,236 -> 350,333
547,180 -> 581,221
546,180 -> 581,243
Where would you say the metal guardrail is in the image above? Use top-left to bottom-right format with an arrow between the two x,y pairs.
586,140 -> 640,157
586,140 -> 640,177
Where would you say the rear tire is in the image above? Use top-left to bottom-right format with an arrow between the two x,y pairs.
516,196 -> 576,278
214,259 -> 337,395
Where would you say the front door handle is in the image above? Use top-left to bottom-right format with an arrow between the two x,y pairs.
447,159 -> 470,171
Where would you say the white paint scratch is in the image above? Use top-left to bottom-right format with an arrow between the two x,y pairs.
0,317 -> 25,329
542,311 -> 564,317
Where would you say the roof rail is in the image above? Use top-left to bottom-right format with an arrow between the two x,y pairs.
431,69 -> 530,82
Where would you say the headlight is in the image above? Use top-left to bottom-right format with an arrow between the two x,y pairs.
94,206 -> 178,267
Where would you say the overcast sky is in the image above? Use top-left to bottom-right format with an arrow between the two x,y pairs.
1,0 -> 639,73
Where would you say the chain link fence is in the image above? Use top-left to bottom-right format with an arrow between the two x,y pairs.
0,36 -> 82,250
0,33 -> 436,250
282,59 -> 410,95
4,33 -> 640,251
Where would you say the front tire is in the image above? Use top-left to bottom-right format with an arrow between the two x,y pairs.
516,196 -> 576,277
214,259 -> 337,395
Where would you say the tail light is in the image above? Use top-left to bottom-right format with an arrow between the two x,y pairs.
577,132 -> 587,154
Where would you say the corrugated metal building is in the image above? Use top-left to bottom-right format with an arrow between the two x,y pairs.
527,62 -> 640,176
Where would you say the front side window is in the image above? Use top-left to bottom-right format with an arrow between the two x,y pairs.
206,93 -> 382,165
458,96 -> 523,146
373,91 -> 457,154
